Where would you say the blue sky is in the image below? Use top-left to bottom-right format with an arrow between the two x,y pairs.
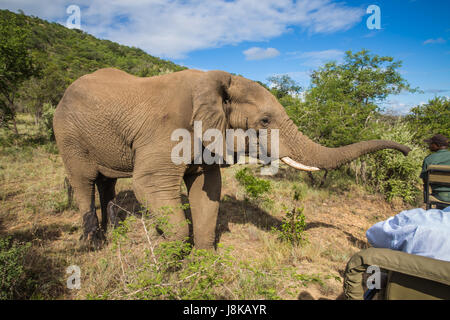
1,0 -> 449,114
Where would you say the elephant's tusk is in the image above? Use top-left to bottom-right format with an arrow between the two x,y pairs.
281,157 -> 320,172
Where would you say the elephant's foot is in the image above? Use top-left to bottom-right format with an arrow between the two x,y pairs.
194,241 -> 216,251
194,244 -> 215,251
80,211 -> 105,249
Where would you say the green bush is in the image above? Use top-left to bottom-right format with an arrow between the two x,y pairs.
405,96 -> 450,142
0,237 -> 32,300
109,213 -> 234,300
40,103 -> 55,141
363,120 -> 427,204
302,119 -> 427,204
284,50 -> 416,148
235,167 -> 271,199
127,241 -> 234,300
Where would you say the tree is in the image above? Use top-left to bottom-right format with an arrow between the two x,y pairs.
267,74 -> 302,99
286,50 -> 417,147
0,13 -> 40,134
21,60 -> 68,125
0,9 -> 187,135
405,96 -> 450,142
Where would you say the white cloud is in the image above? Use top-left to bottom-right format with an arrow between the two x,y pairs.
290,49 -> 344,67
384,99 -> 414,115
423,38 -> 447,45
243,47 -> 280,60
0,0 -> 364,59
269,70 -> 311,84
0,0 -> 67,21
423,88 -> 449,94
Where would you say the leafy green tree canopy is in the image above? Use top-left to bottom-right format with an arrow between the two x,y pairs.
0,9 -> 187,137
267,74 -> 302,99
286,49 -> 417,147
406,96 -> 450,142
0,12 -> 40,133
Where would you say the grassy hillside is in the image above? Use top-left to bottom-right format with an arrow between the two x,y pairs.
0,9 -> 186,110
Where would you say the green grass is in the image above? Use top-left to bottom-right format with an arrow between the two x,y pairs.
0,237 -> 32,300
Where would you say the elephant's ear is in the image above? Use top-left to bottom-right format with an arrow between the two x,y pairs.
191,70 -> 231,139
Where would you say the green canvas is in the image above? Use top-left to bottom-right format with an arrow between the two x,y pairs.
344,248 -> 450,300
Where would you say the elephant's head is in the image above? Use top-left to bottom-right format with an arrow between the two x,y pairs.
191,70 -> 411,171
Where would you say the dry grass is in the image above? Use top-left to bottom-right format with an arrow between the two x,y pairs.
0,114 -> 419,300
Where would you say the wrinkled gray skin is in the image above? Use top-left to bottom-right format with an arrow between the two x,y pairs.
53,68 -> 411,249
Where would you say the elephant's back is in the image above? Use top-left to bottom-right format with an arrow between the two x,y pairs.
62,68 -> 144,108
54,68 -> 144,172
53,68 -> 198,173
80,68 -> 142,89
54,68 -> 149,135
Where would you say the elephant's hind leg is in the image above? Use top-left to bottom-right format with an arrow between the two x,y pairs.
95,175 -> 117,232
62,154 -> 104,248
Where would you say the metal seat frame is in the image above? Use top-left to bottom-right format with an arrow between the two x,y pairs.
424,165 -> 450,210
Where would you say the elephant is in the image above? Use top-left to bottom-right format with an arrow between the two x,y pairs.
53,68 -> 411,249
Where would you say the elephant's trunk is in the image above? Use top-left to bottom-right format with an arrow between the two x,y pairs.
280,118 -> 411,170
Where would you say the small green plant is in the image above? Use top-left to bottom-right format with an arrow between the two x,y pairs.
293,273 -> 325,287
275,206 -> 308,246
129,241 -> 234,300
236,262 -> 282,300
153,240 -> 193,272
42,141 -> 59,154
273,186 -> 308,246
235,167 -> 271,199
111,215 -> 136,250
40,103 -> 56,141
0,237 -> 32,300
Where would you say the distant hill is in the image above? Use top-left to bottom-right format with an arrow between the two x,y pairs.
0,9 -> 186,109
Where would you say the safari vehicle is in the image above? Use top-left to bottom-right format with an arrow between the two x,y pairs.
344,247 -> 450,300
424,165 -> 450,210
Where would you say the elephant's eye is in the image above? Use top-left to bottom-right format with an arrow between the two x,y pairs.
260,117 -> 270,126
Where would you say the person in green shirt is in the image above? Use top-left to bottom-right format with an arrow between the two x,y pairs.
420,134 -> 450,208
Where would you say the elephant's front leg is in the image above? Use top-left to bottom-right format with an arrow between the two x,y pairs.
184,165 -> 221,250
133,171 -> 190,243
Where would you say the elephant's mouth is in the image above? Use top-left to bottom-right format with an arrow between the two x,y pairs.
281,157 -> 320,172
